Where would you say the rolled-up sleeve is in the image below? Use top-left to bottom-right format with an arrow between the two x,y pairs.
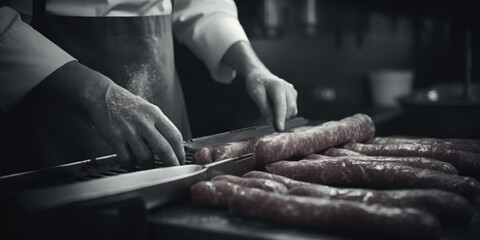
0,7 -> 76,112
172,0 -> 249,83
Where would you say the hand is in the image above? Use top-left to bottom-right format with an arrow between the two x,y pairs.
220,41 -> 298,131
246,71 -> 298,131
36,61 -> 185,167
85,82 -> 185,167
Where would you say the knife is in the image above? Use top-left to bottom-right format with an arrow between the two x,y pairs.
183,117 -> 308,151
188,117 -> 309,178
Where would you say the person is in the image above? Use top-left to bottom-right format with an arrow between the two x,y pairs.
0,0 -> 298,175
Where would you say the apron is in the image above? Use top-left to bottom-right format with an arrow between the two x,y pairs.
1,0 -> 191,175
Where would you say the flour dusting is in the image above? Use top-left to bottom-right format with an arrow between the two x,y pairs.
126,62 -> 160,102
105,84 -> 146,121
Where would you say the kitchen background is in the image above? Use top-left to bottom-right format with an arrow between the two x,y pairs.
175,0 -> 479,138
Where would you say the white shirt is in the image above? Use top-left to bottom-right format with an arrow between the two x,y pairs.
0,0 -> 249,112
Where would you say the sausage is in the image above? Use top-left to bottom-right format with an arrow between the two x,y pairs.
304,153 -> 329,159
288,185 -> 473,225
190,181 -> 243,207
372,136 -> 480,153
287,126 -> 313,133
242,171 -> 472,225
242,171 -> 311,189
343,142 -> 480,179
192,147 -> 212,165
190,174 -> 289,207
254,113 -> 375,165
211,175 -> 288,194
193,138 -> 256,164
265,159 -> 480,200
305,155 -> 458,175
229,188 -> 440,240
321,147 -> 365,156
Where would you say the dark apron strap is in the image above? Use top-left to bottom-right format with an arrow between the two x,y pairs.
31,0 -> 46,30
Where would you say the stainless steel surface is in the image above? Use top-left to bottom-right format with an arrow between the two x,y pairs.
13,155 -> 257,213
0,154 -> 120,189
19,164 -> 207,211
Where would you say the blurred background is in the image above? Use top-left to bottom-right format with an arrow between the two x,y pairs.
175,0 -> 480,139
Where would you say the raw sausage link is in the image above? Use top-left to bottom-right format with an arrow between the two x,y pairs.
372,137 -> 480,153
211,175 -> 288,194
304,153 -> 330,159
229,188 -> 440,240
288,185 -> 473,225
242,171 -> 471,225
287,126 -> 313,133
305,155 -> 458,175
321,147 -> 365,156
242,171 -> 311,189
343,142 -> 480,179
193,138 -> 256,164
265,159 -> 480,200
254,113 -> 375,165
192,147 -> 212,165
190,181 -> 242,207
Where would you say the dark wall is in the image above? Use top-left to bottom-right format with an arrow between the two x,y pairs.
176,0 -> 479,137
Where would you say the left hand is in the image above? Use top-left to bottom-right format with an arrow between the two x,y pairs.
246,71 -> 298,131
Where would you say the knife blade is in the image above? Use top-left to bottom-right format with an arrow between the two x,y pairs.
203,154 -> 255,179
183,117 -> 308,150
183,117 -> 308,178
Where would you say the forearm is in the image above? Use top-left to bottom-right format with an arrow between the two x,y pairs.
0,7 -> 76,112
221,40 -> 270,79
35,61 -> 113,108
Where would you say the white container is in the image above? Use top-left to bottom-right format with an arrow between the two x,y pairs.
368,69 -> 414,107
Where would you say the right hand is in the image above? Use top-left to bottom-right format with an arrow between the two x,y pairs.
84,83 -> 185,167
40,61 -> 184,167
246,71 -> 298,131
